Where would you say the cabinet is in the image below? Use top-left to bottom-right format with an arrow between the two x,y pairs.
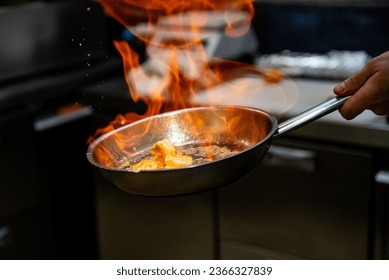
374,170 -> 389,260
0,208 -> 50,259
0,110 -> 44,220
0,102 -> 98,259
0,109 -> 50,259
219,137 -> 375,259
95,175 -> 216,259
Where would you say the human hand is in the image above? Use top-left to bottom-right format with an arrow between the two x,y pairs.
333,51 -> 389,119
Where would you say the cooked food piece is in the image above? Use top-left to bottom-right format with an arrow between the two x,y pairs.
150,138 -> 176,158
131,159 -> 163,170
165,154 -> 193,168
127,139 -> 241,171
128,138 -> 193,170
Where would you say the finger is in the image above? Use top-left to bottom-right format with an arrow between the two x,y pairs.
333,62 -> 375,96
339,72 -> 383,119
369,100 -> 389,116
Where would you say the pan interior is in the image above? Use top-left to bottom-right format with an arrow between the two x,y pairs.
88,106 -> 276,170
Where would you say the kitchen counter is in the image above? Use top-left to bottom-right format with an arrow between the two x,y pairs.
279,78 -> 389,150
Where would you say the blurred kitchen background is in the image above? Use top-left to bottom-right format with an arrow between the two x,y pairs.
0,0 -> 389,260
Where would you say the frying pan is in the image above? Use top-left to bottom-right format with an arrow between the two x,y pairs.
86,95 -> 350,196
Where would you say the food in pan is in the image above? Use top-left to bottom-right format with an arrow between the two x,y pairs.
130,158 -> 164,170
126,138 -> 241,171
129,139 -> 193,170
150,138 -> 176,159
178,144 -> 240,163
164,154 -> 193,168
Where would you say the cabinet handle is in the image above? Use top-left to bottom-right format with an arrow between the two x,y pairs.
262,145 -> 316,173
375,170 -> 389,186
0,225 -> 10,248
33,104 -> 92,131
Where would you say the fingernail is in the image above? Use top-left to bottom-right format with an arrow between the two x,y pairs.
334,82 -> 346,93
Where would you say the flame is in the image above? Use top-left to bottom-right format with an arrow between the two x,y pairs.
88,0 -> 298,146
97,0 -> 254,46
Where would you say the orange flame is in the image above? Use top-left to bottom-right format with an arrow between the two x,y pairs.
98,0 -> 254,45
88,0 -> 298,146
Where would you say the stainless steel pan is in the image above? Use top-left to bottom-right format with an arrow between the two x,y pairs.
86,95 -> 350,196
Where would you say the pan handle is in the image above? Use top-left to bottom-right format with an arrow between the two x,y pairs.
273,95 -> 351,138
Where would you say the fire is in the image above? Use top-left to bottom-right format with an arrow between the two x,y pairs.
97,0 -> 254,45
87,0 -> 298,145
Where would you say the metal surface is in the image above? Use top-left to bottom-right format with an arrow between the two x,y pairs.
375,170 -> 389,185
275,95 -> 350,138
0,0 -> 109,83
87,96 -> 349,196
87,106 -> 276,196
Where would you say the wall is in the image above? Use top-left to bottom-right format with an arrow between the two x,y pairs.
252,1 -> 389,57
